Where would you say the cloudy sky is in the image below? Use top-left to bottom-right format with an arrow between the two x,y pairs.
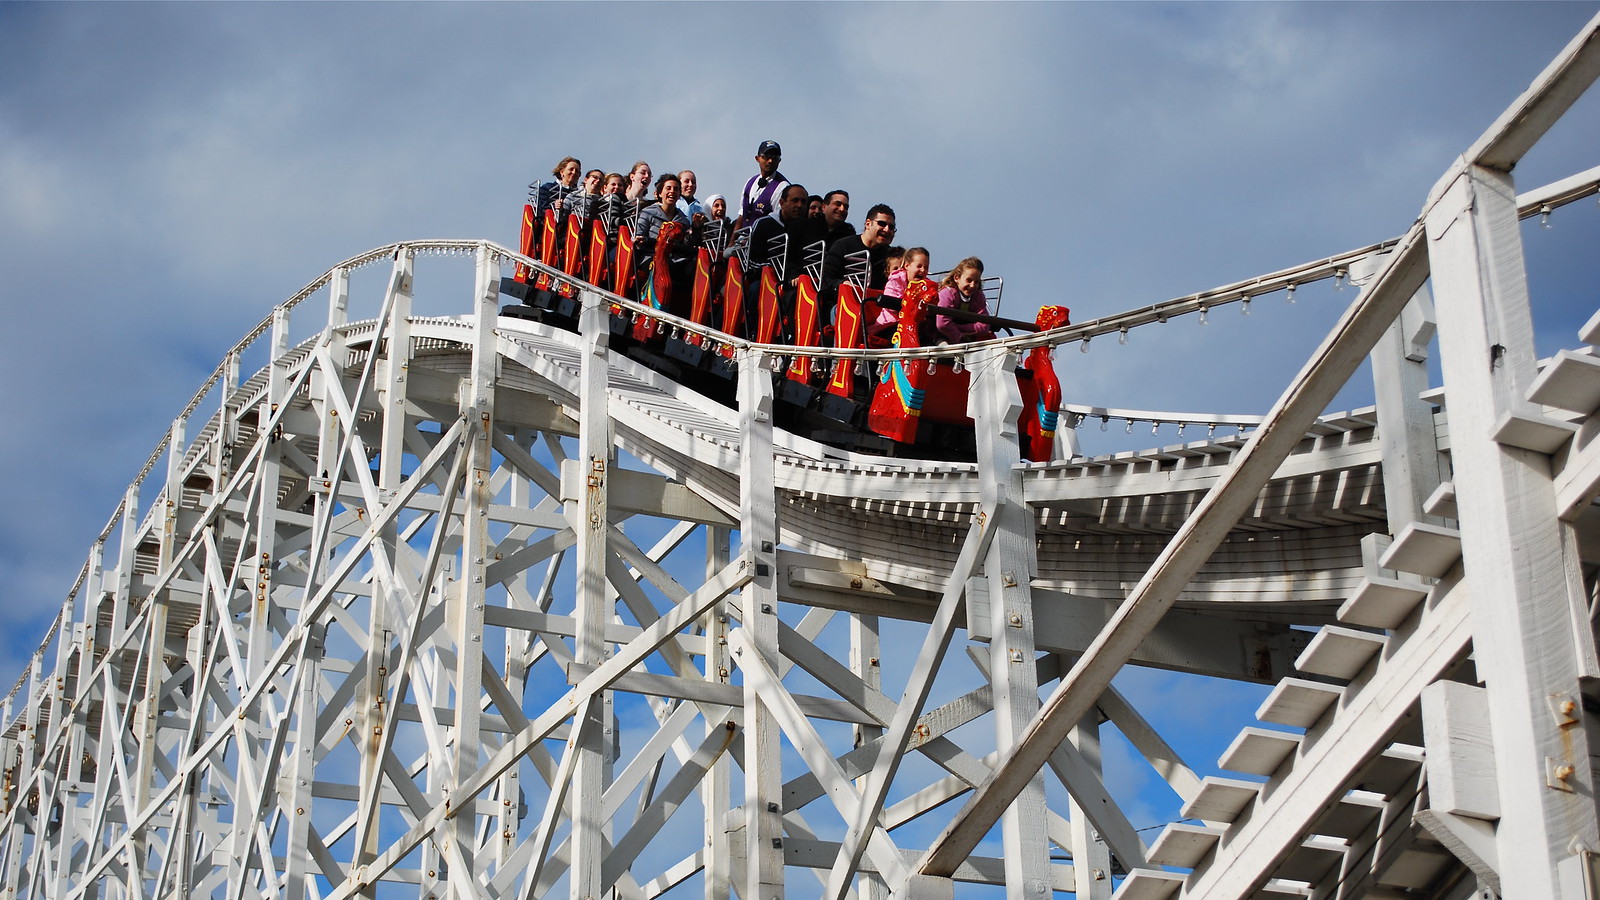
2,1 -> 1598,702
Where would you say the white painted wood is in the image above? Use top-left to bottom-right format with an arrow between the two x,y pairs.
738,347 -> 785,900
1580,306 -> 1600,346
1492,408 -> 1579,453
1220,727 -> 1303,777
962,346 -> 1051,900
1422,681 -> 1500,820
1257,678 -> 1343,730
1528,349 -> 1600,413
1181,567 -> 1472,898
1427,160 -> 1600,896
921,197 -> 1435,876
1414,808 -> 1499,893
1377,522 -> 1461,579
1365,271 -> 1445,532
1423,481 -> 1457,520
7,37 -> 1600,895
1110,869 -> 1185,900
1147,822 -> 1226,868
1295,626 -> 1386,682
1338,576 -> 1429,630
1180,776 -> 1261,822
1068,718 -> 1115,899
1554,429 -> 1600,521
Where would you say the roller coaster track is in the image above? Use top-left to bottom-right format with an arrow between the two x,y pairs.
4,14 -> 1600,900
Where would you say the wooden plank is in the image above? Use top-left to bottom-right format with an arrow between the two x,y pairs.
1147,822 -> 1226,869
1295,626 -> 1386,682
1422,482 -> 1457,520
1337,577 -> 1429,630
1527,349 -> 1600,413
1580,306 -> 1600,346
1110,868 -> 1184,900
1180,777 -> 1262,822
1257,679 -> 1342,730
1376,522 -> 1460,579
1219,728 -> 1303,778
1491,409 -> 1578,454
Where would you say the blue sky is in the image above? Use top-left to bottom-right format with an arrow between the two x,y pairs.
2,4 -> 1599,867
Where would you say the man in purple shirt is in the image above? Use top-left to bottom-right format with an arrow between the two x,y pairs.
739,140 -> 788,228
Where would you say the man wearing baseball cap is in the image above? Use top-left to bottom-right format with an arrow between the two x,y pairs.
739,140 -> 789,228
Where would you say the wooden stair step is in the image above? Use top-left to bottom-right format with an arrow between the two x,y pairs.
1219,727 -> 1303,777
1350,743 -> 1426,797
1312,790 -> 1385,840
1273,834 -> 1350,884
1422,482 -> 1456,520
1338,577 -> 1429,629
1378,522 -> 1462,579
1527,349 -> 1600,413
1111,869 -> 1185,900
1580,307 -> 1600,346
1295,625 -> 1386,681
1180,776 -> 1262,822
1257,678 -> 1343,730
1492,408 -> 1578,453
1147,821 -> 1227,868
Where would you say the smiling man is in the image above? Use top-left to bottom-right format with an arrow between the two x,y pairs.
738,140 -> 788,227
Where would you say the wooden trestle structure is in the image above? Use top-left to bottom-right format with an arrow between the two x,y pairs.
4,15 -> 1600,900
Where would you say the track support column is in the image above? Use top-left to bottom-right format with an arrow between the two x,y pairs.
739,348 -> 784,900
1426,162 -> 1600,896
971,345 -> 1051,900
1357,253 -> 1444,532
572,287 -> 614,900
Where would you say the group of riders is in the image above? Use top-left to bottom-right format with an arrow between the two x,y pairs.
508,142 -> 1067,461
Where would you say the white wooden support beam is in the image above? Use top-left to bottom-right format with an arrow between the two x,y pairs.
111,483 -> 140,672
1554,427 -> 1600,520
1068,717 -> 1115,899
160,415 -> 185,573
498,426 -> 536,872
1467,11 -> 1600,171
353,248 -> 414,887
445,245 -> 501,898
850,597 -> 886,900
823,514 -> 995,900
971,344 -> 1051,900
919,182 -> 1433,880
326,265 -> 350,332
1413,809 -> 1499,894
1428,161 -> 1600,896
704,524 -> 734,900
738,347 -> 784,900
1360,252 -> 1444,533
572,286 -> 614,900
1421,681 -> 1499,821
281,623 -> 324,900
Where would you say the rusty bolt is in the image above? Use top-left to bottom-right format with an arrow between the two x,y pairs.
1556,764 -> 1576,781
